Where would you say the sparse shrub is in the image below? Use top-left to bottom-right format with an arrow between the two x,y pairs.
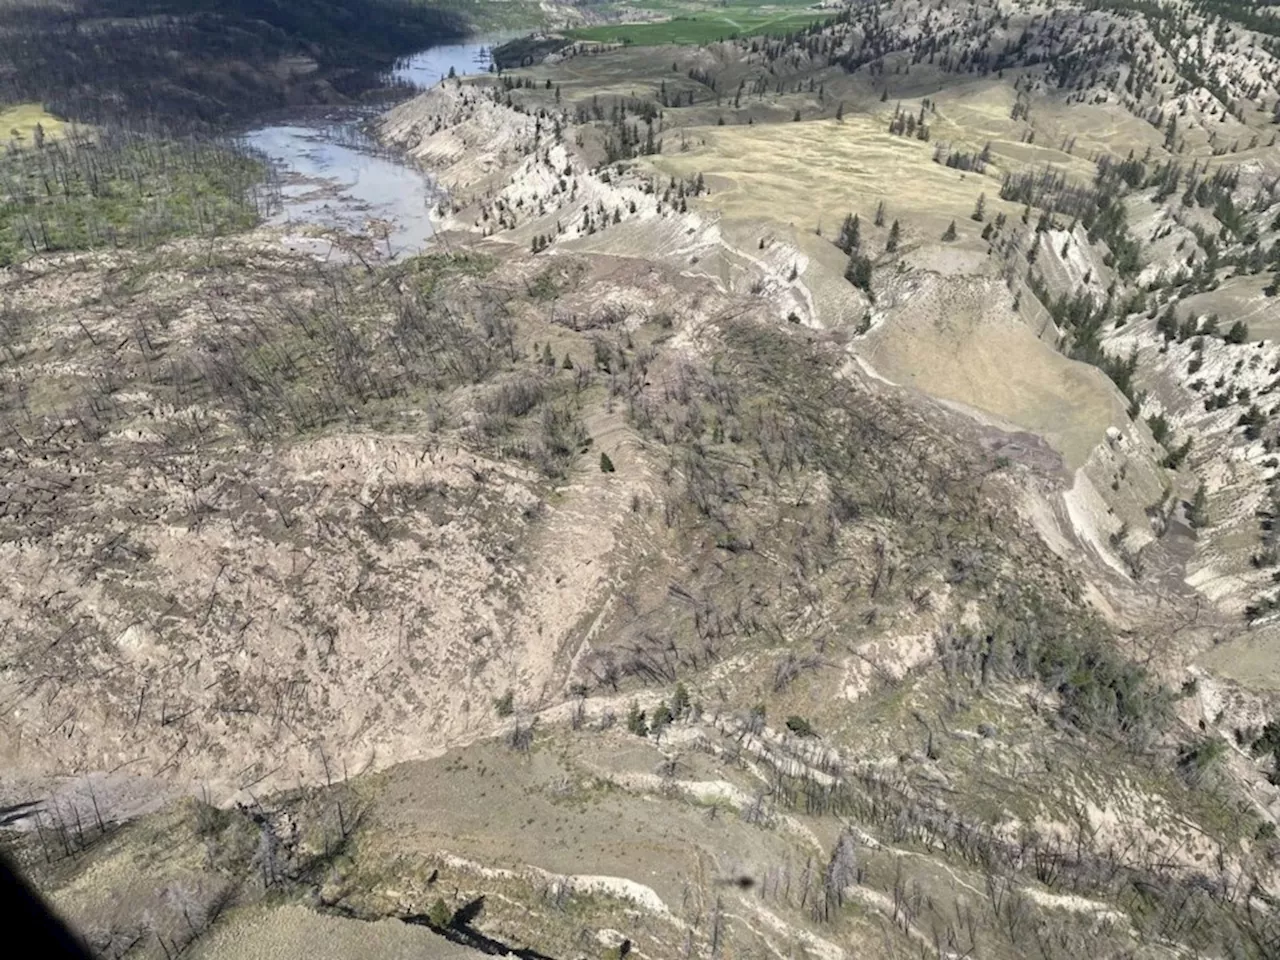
785,715 -> 816,738
1146,412 -> 1170,445
1239,404 -> 1267,441
427,897 -> 452,927
528,271 -> 560,301
1162,438 -> 1193,470
1177,736 -> 1225,783
193,798 -> 231,839
507,720 -> 534,753
494,689 -> 515,717
1250,719 -> 1280,783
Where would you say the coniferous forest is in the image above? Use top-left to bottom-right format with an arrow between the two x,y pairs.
0,0 -> 469,127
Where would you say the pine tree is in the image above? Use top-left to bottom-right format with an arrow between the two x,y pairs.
671,682 -> 691,718
651,703 -> 674,735
626,701 -> 648,736
971,192 -> 986,222
835,101 -> 844,121
1225,320 -> 1250,344
600,452 -> 616,473
886,219 -> 901,253
874,200 -> 886,227
941,220 -> 957,241
844,252 -> 873,294
837,213 -> 861,254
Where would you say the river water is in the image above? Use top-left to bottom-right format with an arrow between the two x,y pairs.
242,35 -> 517,259
391,34 -> 518,87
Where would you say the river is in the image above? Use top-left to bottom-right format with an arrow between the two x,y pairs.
242,35 -> 519,259
391,34 -> 519,88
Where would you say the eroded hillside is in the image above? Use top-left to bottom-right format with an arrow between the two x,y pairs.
7,1 -> 1280,959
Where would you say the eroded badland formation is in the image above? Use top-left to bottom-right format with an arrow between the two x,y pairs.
6,0 -> 1280,957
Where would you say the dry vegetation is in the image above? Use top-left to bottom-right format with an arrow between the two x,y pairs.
9,0 -> 1280,958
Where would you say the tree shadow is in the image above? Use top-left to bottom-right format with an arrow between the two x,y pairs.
403,896 -> 559,960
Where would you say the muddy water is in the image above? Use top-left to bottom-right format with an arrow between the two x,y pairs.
241,36 -> 516,259
244,123 -> 439,258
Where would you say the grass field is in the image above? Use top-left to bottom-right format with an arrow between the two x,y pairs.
647,110 -> 1129,467
1170,274 -> 1280,341
0,103 -> 65,146
654,113 -> 1012,233
567,3 -> 829,44
430,0 -> 547,31
861,280 -> 1128,469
